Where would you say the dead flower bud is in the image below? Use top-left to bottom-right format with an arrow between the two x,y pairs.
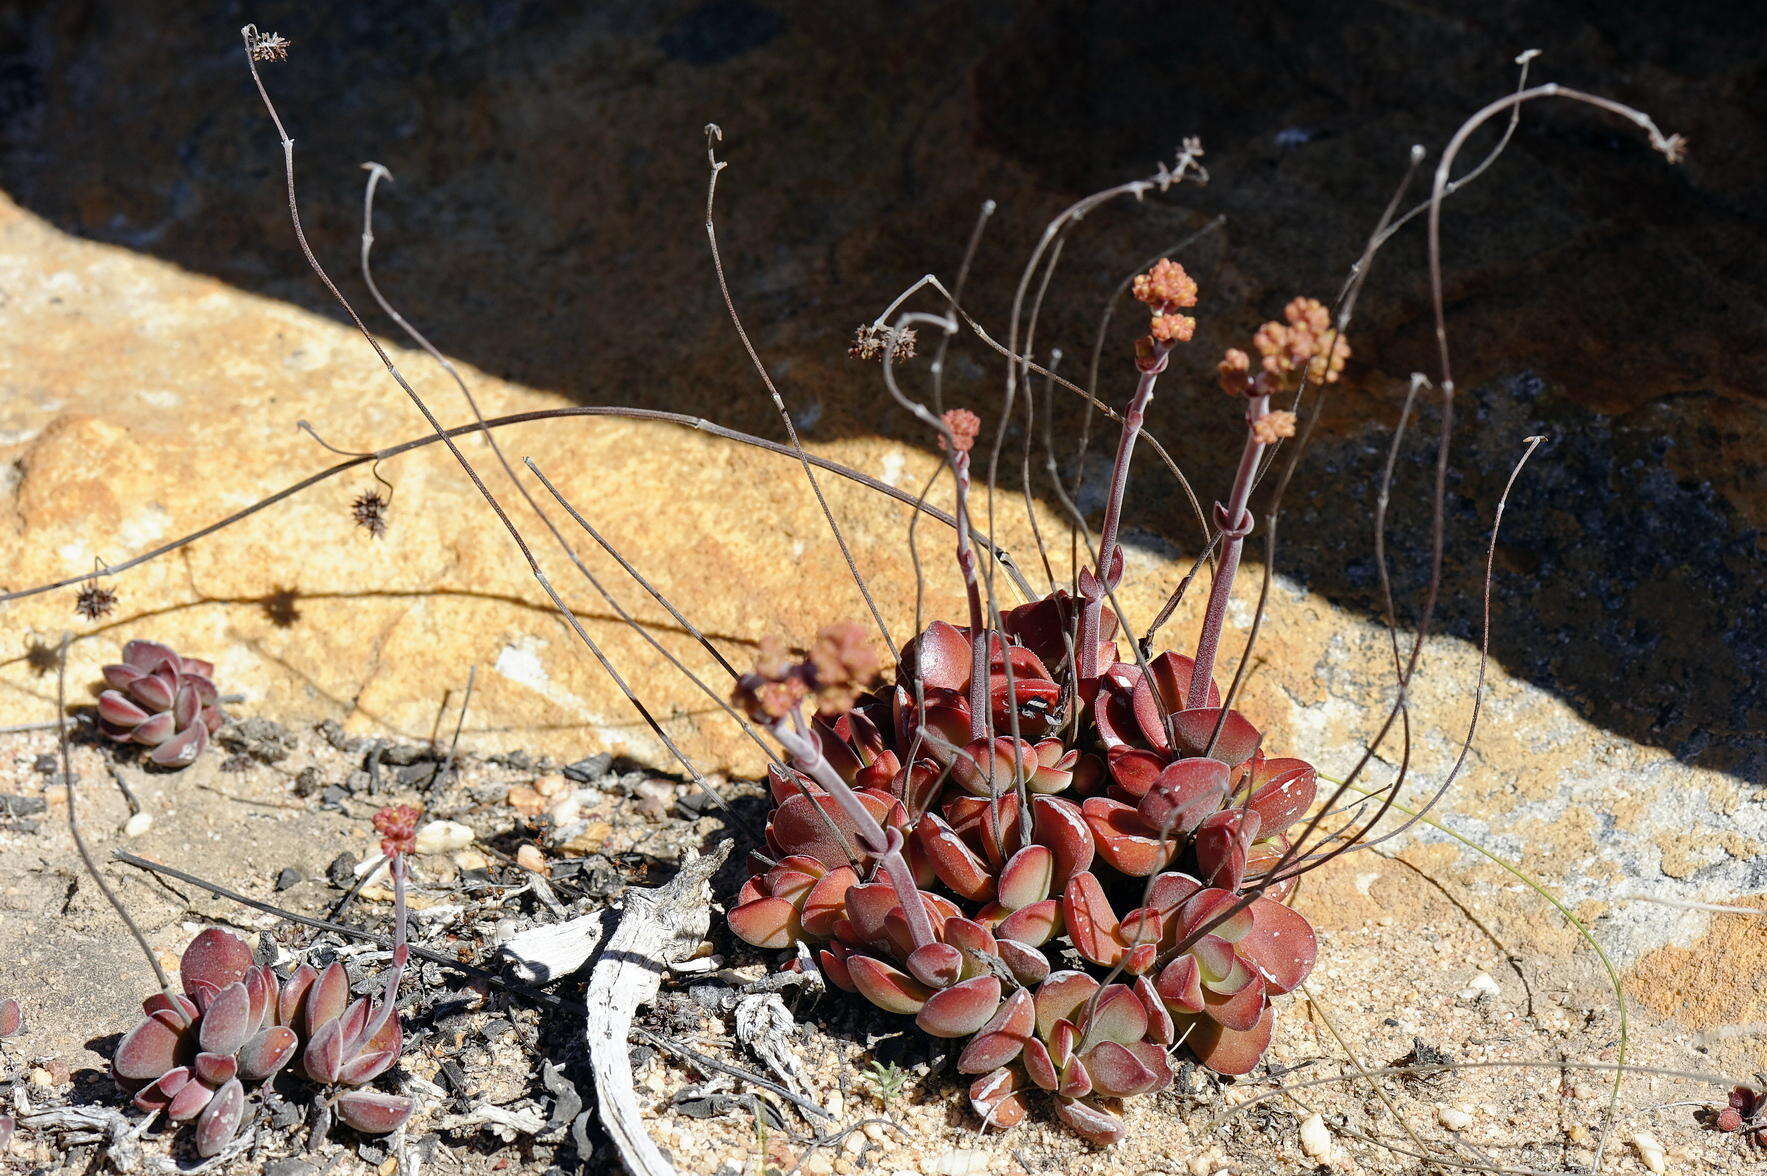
1251,410 -> 1298,445
735,637 -> 809,722
1217,348 -> 1252,395
940,408 -> 981,453
351,488 -> 390,538
849,324 -> 918,362
1149,313 -> 1196,343
372,804 -> 422,858
247,29 -> 291,62
75,582 -> 118,620
1133,335 -> 1166,373
807,621 -> 880,714
1131,259 -> 1198,310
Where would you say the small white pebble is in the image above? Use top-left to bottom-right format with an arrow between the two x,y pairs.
515,844 -> 547,873
824,1090 -> 844,1117
548,796 -> 582,827
1457,972 -> 1501,1001
123,812 -> 152,837
1437,1106 -> 1474,1131
1632,1131 -> 1666,1174
1299,1113 -> 1333,1160
842,1131 -> 866,1156
864,1122 -> 890,1145
924,1149 -> 991,1176
413,819 -> 473,855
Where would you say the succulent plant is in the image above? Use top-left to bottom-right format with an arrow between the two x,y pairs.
114,811 -> 417,1154
729,262 -> 1338,1144
96,640 -> 226,768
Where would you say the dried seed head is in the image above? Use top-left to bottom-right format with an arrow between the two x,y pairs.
941,408 -> 981,453
351,489 -> 390,538
372,804 -> 422,858
1250,410 -> 1297,445
1130,259 -> 1198,310
247,29 -> 291,62
807,621 -> 880,715
849,324 -> 918,362
1148,313 -> 1196,343
75,582 -> 118,620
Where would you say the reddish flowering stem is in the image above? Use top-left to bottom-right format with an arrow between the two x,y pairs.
772,713 -> 938,952
1188,393 -> 1269,703
950,449 -> 990,740
1078,340 -> 1174,681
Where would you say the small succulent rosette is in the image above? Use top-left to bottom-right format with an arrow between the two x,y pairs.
97,640 -> 225,768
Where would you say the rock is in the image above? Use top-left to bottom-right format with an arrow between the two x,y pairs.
1298,1113 -> 1333,1160
923,1150 -> 991,1176
1437,1106 -> 1474,1131
273,866 -> 302,891
122,812 -> 152,837
516,844 -> 548,874
1632,1131 -> 1667,1174
1457,973 -> 1501,1002
413,819 -> 473,855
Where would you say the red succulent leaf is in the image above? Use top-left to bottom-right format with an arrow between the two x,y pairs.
771,791 -> 879,870
278,964 -> 317,1028
1087,984 -> 1151,1045
903,621 -> 972,692
131,1066 -> 191,1113
953,737 -> 1039,799
1034,971 -> 1100,1039
335,1090 -> 415,1135
339,1047 -> 397,1086
139,991 -> 195,1026
1060,873 -> 1122,967
1238,898 -> 1318,993
997,844 -> 1054,911
728,896 -> 800,949
1193,808 -> 1261,892
1133,652 -> 1220,749
0,998 -> 22,1038
193,1077 -> 245,1157
1031,796 -> 1095,887
1105,746 -> 1166,799
1191,1004 -> 1274,1075
242,965 -> 275,1032
193,1051 -> 237,1086
97,691 -> 150,728
303,1018 -> 346,1084
958,988 -> 1034,1073
943,793 -> 1023,866
1057,1054 -> 1093,1099
123,640 -> 178,672
1202,973 -> 1267,1032
165,1075 -> 215,1122
1171,708 -> 1262,766
846,955 -> 934,1015
915,976 -> 1003,1038
1091,665 -> 1141,749
102,663 -> 146,691
913,813 -> 996,902
1146,871 -> 1205,918
969,1066 -> 1029,1128
113,1010 -> 189,1083
1192,935 -> 1255,995
905,942 -> 965,989
993,938 -> 1050,987
180,930 -> 254,999
1123,942 -> 1158,975
1134,976 -> 1175,1044
149,721 -> 208,767
1140,757 -> 1231,836
1054,1096 -> 1124,1146
1244,835 -> 1295,901
237,1025 -> 298,1081
817,944 -> 856,992
1178,888 -> 1254,943
196,982 -> 250,1057
800,866 -> 859,939
1047,1018 -> 1078,1069
1244,758 -> 1316,836
989,673 -> 1062,739
1081,797 -> 1173,877
995,899 -> 1062,947
131,672 -> 177,713
1154,954 -> 1205,1014
1023,1036 -> 1059,1091
1027,741 -> 1079,793
1083,1039 -> 1161,1098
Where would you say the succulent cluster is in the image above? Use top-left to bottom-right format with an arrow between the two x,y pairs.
1713,1085 -> 1767,1147
729,261 -> 1342,1144
96,640 -> 226,768
112,928 -> 411,1155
